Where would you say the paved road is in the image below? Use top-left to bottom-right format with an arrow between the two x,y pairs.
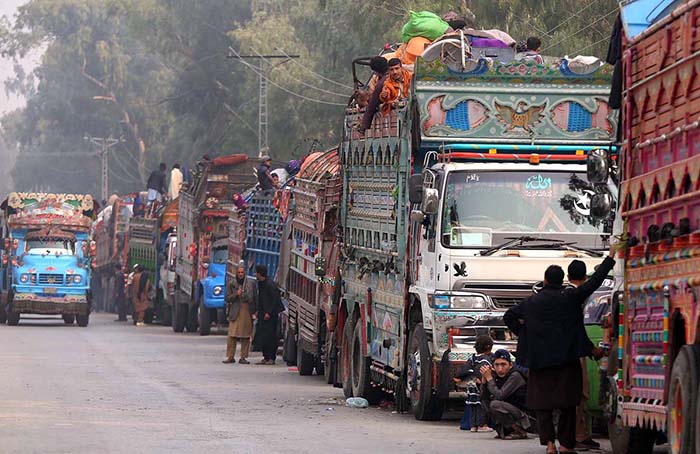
0,313 -> 625,454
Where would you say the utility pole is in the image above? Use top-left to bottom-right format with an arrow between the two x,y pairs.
227,51 -> 300,158
84,135 -> 123,202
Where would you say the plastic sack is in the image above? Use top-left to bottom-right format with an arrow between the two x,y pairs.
401,11 -> 449,43
346,397 -> 369,408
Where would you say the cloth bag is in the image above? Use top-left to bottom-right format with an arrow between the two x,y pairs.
401,11 -> 449,43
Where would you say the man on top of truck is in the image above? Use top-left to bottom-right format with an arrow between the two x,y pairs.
147,162 -> 167,205
257,155 -> 275,191
379,58 -> 412,115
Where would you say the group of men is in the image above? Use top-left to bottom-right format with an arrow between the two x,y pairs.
456,243 -> 618,452
223,263 -> 284,365
127,162 -> 183,217
112,262 -> 150,327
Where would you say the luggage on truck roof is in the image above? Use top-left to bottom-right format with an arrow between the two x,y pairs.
401,10 -> 449,43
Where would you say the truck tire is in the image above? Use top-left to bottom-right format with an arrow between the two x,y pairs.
341,318 -> 354,398
7,310 -> 20,326
199,304 -> 211,336
283,325 -> 297,366
76,314 -> 89,327
350,320 -> 382,404
172,302 -> 186,333
160,304 -> 172,327
62,314 -> 75,324
0,299 -> 7,324
668,345 -> 700,454
324,331 -> 337,385
407,323 -> 444,421
297,344 -> 315,376
185,305 -> 198,333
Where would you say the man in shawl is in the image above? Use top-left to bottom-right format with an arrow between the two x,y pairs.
359,56 -> 389,132
379,58 -> 412,116
253,265 -> 284,365
504,243 -> 618,454
223,263 -> 257,364
131,264 -> 150,327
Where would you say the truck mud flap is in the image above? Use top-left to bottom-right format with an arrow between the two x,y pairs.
437,349 -> 452,400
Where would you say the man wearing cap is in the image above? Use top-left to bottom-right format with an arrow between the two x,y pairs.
257,155 -> 275,191
480,349 -> 530,440
359,56 -> 389,132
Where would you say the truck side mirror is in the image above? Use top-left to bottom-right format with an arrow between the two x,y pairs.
590,192 -> 612,218
409,174 -> 423,204
314,257 -> 327,277
422,188 -> 439,215
587,149 -> 609,184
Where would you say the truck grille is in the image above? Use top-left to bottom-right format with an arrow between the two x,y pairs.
491,297 -> 522,309
39,274 -> 64,285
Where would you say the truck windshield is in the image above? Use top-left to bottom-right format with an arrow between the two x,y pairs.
212,248 -> 227,265
26,240 -> 75,256
441,171 -> 610,248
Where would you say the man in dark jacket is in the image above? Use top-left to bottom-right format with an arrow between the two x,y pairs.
254,265 -> 283,365
113,263 -> 127,322
257,155 -> 275,191
147,162 -> 167,203
480,349 -> 530,440
359,56 -> 389,132
504,243 -> 618,453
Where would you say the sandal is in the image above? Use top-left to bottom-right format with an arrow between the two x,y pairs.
503,432 -> 528,440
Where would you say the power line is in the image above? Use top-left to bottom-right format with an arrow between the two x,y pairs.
251,48 -> 351,98
228,47 -> 347,107
274,47 -> 353,90
544,0 -> 601,36
542,8 -> 618,53
573,35 -> 612,56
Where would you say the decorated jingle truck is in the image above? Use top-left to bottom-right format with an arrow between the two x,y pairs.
280,149 -> 342,378
174,154 -> 261,335
2,193 -> 95,326
92,194 -> 134,313
327,41 -> 619,420
585,2 -> 700,453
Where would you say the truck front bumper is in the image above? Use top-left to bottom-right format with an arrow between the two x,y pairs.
12,292 -> 90,315
202,296 -> 225,310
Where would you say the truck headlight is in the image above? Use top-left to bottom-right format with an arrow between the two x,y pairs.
450,295 -> 488,310
213,286 -> 223,296
429,293 -> 488,310
72,275 -> 82,284
19,273 -> 29,283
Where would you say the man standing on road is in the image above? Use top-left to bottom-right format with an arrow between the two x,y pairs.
131,265 -> 150,327
504,243 -> 618,454
113,263 -> 127,322
567,260 -> 605,451
223,263 -> 257,364
253,265 -> 283,365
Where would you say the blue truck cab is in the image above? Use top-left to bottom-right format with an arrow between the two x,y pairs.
197,241 -> 227,335
2,193 -> 94,326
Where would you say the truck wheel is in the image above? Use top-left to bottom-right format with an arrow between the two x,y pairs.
198,305 -> 211,336
7,310 -> 20,326
297,344 -> 315,376
350,320 -> 382,404
62,314 -> 75,324
185,305 -> 198,333
160,304 -> 172,327
668,345 -> 700,454
407,323 -> 444,421
172,302 -> 186,333
341,318 -> 354,398
324,331 -> 337,385
76,314 -> 90,327
0,299 -> 7,324
283,326 -> 297,366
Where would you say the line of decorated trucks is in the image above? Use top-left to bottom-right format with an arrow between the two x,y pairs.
3,4 -> 700,453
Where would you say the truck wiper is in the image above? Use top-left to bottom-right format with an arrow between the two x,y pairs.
480,236 -> 565,256
528,241 -> 604,257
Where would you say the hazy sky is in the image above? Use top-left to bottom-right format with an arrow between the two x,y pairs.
0,0 -> 36,115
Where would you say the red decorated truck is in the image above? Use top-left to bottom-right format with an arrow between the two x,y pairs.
588,1 -> 700,453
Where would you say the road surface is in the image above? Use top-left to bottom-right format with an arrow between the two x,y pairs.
0,313 -> 634,453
